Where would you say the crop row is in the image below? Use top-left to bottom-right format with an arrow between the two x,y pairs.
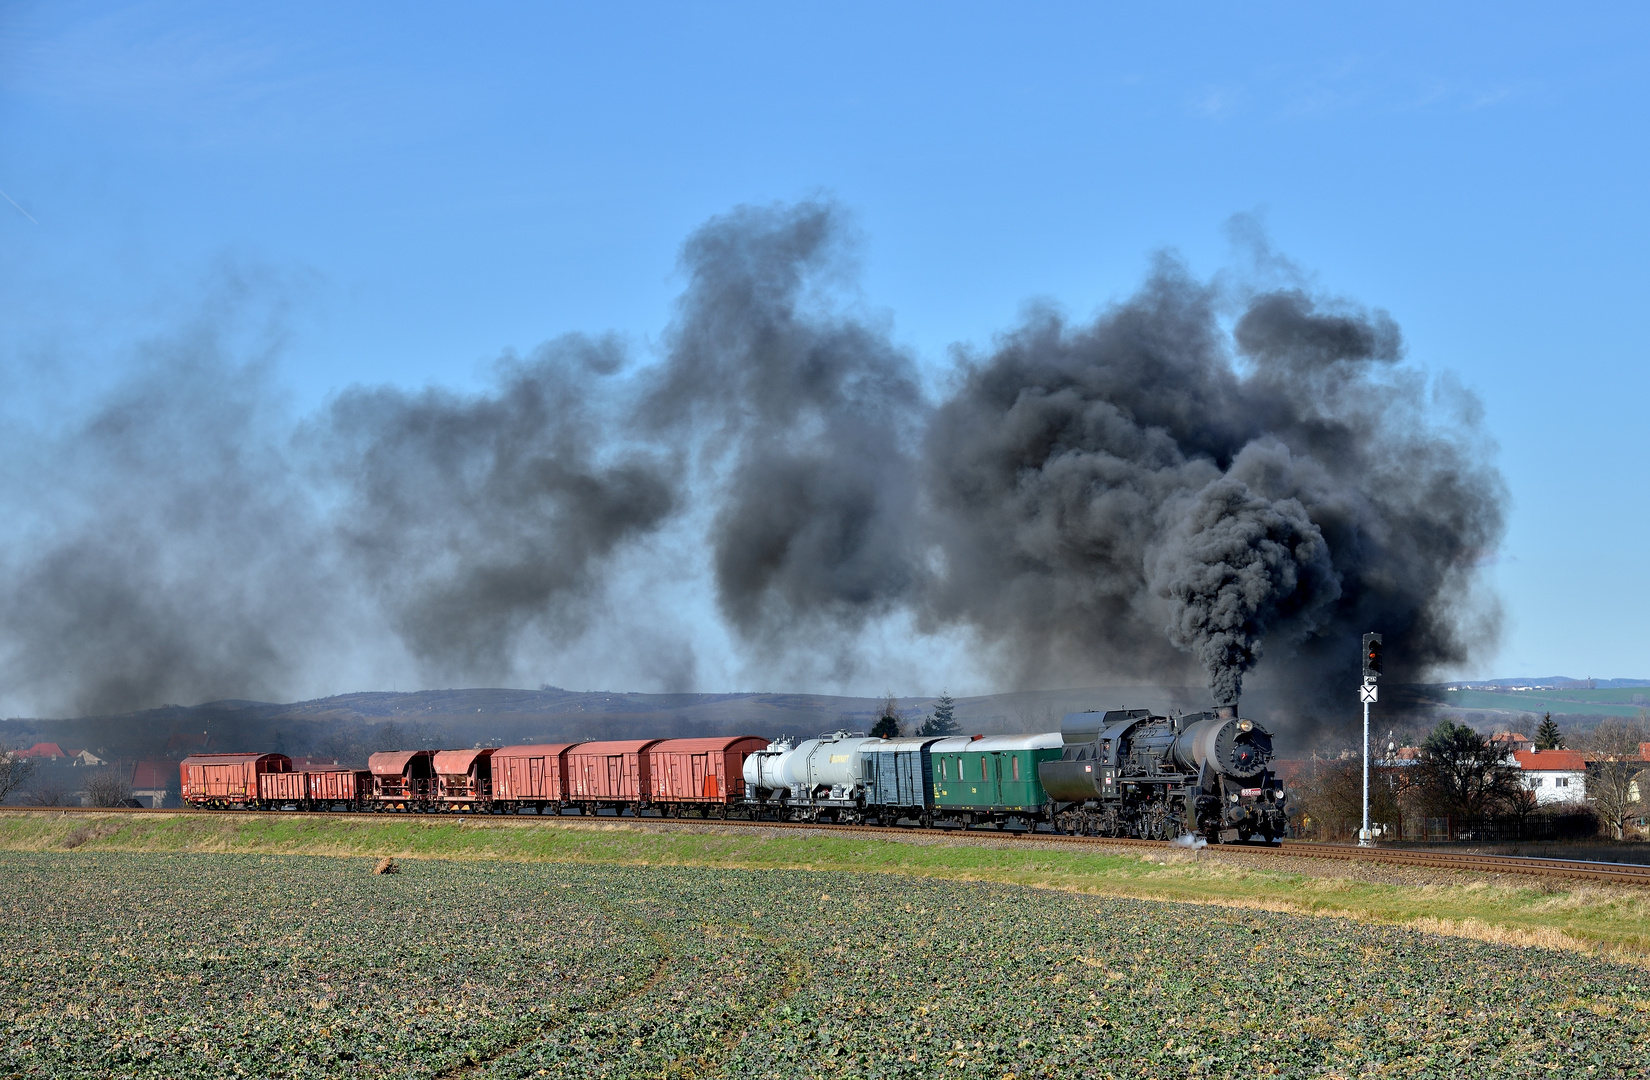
1,853 -> 1645,1078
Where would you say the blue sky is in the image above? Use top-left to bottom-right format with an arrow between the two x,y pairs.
1,2 -> 1646,697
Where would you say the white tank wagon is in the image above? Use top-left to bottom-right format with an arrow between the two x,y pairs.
741,731 -> 880,822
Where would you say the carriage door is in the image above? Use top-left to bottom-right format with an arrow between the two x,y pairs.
607,756 -> 623,798
692,754 -> 711,799
990,753 -> 1004,805
527,757 -> 542,798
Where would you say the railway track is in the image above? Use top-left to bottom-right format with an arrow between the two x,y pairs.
7,804 -> 1650,886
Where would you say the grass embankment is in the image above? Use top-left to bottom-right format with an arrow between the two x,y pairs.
5,810 -> 1649,963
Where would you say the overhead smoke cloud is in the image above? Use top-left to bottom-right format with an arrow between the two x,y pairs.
319,334 -> 679,682
0,200 -> 1505,726
641,203 -> 927,673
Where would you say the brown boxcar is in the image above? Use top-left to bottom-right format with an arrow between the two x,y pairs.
564,740 -> 660,808
648,737 -> 769,811
305,769 -> 372,808
258,771 -> 307,805
180,753 -> 292,807
491,743 -> 576,809
434,748 -> 497,809
368,750 -> 436,808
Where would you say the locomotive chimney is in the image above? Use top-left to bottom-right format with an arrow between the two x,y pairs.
1214,703 -> 1237,720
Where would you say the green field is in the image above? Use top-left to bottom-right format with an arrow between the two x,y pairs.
7,811 -> 1650,960
4,850 -> 1648,1079
1435,686 -> 1650,718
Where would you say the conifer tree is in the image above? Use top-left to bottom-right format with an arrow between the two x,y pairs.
919,691 -> 960,737
1534,713 -> 1564,750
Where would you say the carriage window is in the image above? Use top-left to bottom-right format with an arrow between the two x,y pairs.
980,758 -> 988,781
1012,756 -> 1020,781
941,759 -> 948,780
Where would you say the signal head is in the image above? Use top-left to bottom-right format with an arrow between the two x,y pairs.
1362,632 -> 1384,679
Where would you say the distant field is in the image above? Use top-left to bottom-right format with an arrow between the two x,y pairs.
1435,686 -> 1650,718
4,852 -> 1648,1079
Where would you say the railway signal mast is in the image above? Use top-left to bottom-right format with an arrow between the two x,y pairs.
1359,632 -> 1383,847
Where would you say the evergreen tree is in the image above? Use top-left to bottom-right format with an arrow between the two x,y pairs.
1534,713 -> 1564,750
870,692 -> 902,739
918,691 -> 960,737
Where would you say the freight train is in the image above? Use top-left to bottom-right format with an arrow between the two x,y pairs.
179,706 -> 1288,844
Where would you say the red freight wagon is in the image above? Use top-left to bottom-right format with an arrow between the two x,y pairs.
180,753 -> 292,807
564,740 -> 660,809
648,737 -> 769,814
368,750 -> 436,809
434,748 -> 497,810
491,744 -> 575,811
305,769 -> 372,809
259,771 -> 307,805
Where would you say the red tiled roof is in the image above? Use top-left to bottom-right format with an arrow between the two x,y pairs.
18,743 -> 65,758
1491,732 -> 1530,742
1513,749 -> 1585,772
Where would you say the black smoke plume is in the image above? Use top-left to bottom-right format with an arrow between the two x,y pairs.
919,260 -> 1502,720
0,202 -> 1504,727
642,203 -> 926,669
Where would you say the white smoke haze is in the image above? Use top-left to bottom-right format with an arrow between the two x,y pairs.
0,200 -> 1505,731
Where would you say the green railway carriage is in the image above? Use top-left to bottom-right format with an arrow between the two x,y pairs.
928,733 -> 1063,826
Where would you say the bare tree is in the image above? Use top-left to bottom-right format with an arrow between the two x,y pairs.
1584,716 -> 1650,840
1292,755 -> 1403,840
82,769 -> 134,808
19,783 -> 74,807
0,744 -> 36,803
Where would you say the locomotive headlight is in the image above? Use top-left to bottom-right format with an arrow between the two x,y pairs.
1230,793 -> 1240,803
1237,719 -> 1253,732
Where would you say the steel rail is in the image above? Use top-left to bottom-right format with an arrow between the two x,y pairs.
5,804 -> 1649,886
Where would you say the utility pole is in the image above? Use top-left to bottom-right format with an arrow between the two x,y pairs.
1359,633 -> 1383,847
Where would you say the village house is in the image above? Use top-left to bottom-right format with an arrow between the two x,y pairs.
1513,749 -> 1588,805
130,760 -> 175,808
1490,732 -> 1534,756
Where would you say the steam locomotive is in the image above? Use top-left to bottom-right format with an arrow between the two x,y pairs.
742,705 -> 1287,843
180,706 -> 1287,845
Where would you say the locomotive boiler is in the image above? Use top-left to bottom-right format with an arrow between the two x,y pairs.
1038,705 -> 1287,842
